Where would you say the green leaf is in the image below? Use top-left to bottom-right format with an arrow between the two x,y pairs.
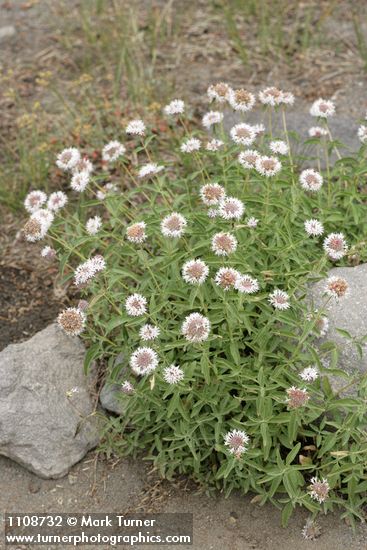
281,501 -> 294,527
83,343 -> 101,375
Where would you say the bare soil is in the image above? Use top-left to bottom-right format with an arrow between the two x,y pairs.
1,452 -> 367,550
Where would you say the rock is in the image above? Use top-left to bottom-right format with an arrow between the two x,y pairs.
100,382 -> 130,415
0,323 -> 99,479
309,264 -> 367,393
0,25 -> 16,41
224,108 -> 360,162
99,354 -> 130,415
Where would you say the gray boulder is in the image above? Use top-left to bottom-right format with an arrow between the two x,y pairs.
310,264 -> 367,393
0,323 -> 99,478
224,108 -> 360,163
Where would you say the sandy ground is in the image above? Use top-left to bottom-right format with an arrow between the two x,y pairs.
2,452 -> 367,550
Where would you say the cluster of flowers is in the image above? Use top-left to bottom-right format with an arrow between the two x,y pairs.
24,83 -> 357,511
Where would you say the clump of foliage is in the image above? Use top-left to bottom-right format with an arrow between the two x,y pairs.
23,86 -> 367,527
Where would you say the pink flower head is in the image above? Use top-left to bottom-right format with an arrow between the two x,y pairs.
286,386 -> 309,409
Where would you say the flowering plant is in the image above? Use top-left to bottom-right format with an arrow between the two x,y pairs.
23,85 -> 367,528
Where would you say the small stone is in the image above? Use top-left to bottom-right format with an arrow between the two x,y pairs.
228,511 -> 238,525
28,479 -> 41,494
68,474 -> 77,485
99,360 -> 130,415
0,25 -> 16,40
99,382 -> 131,415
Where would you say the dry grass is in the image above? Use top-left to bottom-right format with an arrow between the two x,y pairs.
1,0 -> 367,209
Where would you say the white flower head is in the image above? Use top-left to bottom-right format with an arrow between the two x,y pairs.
40,245 -> 56,260
86,215 -> 102,235
304,219 -> 324,237
121,381 -> 134,395
219,197 -> 245,220
308,312 -> 329,337
125,293 -> 147,316
310,98 -> 335,118
228,89 -> 256,112
161,213 -> 187,238
182,259 -> 209,285
56,147 -> 81,171
47,191 -> 68,212
181,137 -> 201,153
163,364 -> 184,385
224,429 -> 249,457
202,111 -> 223,129
299,366 -> 319,382
255,156 -> 282,177
71,170 -> 90,192
90,255 -> 106,272
269,140 -> 288,155
130,347 -> 158,375
325,276 -> 349,300
235,274 -> 259,294
24,190 -> 47,213
74,260 -> 97,286
126,119 -> 146,136
206,138 -> 224,151
102,141 -> 126,162
138,163 -> 164,179
200,183 -> 226,206
323,233 -> 348,260
299,169 -> 323,192
207,82 -> 232,103
73,157 -> 94,175
164,99 -> 185,115
358,125 -> 367,144
246,216 -> 259,228
57,307 -> 86,336
269,289 -> 290,310
214,267 -> 240,291
32,208 -> 54,227
238,149 -> 260,169
308,126 -> 328,138
182,312 -> 210,343
22,217 -> 47,243
211,232 -> 238,256
230,123 -> 256,146
308,477 -> 330,503
139,324 -> 160,341
207,208 -> 220,219
74,255 -> 105,286
23,209 -> 54,241
126,221 -> 147,244
259,87 -> 294,107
